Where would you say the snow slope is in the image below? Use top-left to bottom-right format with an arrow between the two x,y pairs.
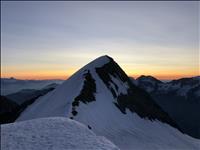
1,117 -> 119,150
17,56 -> 111,120
17,55 -> 200,149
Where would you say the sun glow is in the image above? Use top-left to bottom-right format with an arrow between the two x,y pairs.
1,66 -> 199,80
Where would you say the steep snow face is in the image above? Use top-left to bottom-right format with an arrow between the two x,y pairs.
1,117 -> 119,150
94,57 -> 177,127
17,55 -> 200,149
67,77 -> 200,149
17,56 -> 110,120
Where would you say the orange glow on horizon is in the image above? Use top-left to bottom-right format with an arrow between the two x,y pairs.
1,62 -> 199,81
1,71 -> 71,80
1,67 -> 78,80
1,74 -> 69,80
1,72 -> 199,81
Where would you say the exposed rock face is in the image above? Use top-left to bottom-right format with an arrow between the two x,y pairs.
71,70 -> 96,118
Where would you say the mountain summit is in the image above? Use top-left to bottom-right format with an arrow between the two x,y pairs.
17,55 -> 199,149
17,55 -> 176,127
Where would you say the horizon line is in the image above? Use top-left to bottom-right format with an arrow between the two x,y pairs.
1,74 -> 199,81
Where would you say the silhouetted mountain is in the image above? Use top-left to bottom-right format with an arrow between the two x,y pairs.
0,96 -> 20,124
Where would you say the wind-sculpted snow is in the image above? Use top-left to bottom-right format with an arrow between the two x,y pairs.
1,117 -> 119,150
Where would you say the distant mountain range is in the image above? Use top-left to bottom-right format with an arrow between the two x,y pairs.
132,75 -> 200,139
1,77 -> 64,95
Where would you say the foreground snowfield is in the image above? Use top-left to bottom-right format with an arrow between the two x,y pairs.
2,116 -> 200,150
1,117 -> 119,150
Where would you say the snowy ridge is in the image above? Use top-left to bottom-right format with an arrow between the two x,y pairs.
16,71 -> 84,119
17,56 -> 110,120
1,117 -> 119,150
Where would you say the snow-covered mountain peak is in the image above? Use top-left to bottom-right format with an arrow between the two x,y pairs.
79,55 -> 112,71
18,55 -> 179,129
89,55 -> 112,65
16,56 -> 200,149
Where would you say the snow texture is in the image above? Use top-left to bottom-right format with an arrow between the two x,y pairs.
1,117 -> 119,150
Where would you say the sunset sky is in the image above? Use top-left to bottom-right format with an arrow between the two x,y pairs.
1,1 -> 199,80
